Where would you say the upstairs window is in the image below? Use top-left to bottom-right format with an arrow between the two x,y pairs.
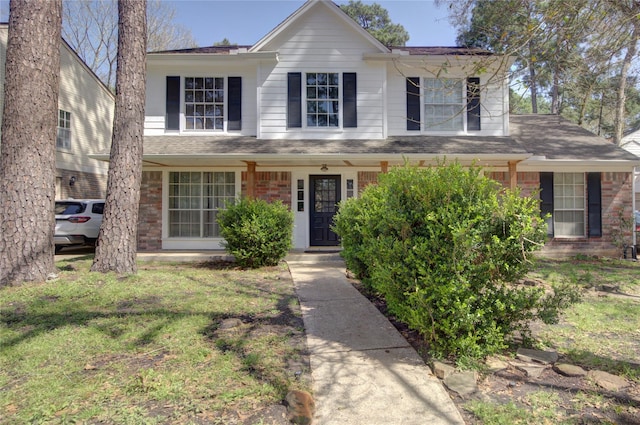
306,73 -> 339,127
406,77 -> 481,132
424,78 -> 463,131
184,77 -> 224,130
57,110 -> 71,149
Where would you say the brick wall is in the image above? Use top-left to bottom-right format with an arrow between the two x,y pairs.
137,171 -> 163,251
241,171 -> 292,204
492,171 -> 633,256
357,171 -> 379,194
57,168 -> 106,199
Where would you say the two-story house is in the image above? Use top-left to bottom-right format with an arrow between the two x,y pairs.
93,0 -> 637,256
0,24 -> 115,200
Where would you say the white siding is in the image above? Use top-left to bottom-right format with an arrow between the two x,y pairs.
145,63 -> 258,136
257,4 -> 386,140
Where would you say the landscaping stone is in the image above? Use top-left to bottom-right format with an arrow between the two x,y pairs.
516,348 -> 559,365
511,361 -> 546,379
443,371 -> 478,398
587,370 -> 629,392
485,356 -> 508,372
219,318 -> 243,330
432,361 -> 455,380
285,390 -> 315,425
553,363 -> 587,377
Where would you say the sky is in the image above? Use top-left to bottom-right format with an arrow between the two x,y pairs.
0,1 -> 459,47
167,0 -> 458,47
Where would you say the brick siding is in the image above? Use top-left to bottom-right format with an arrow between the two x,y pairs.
137,171 -> 163,251
241,171 -> 292,204
57,168 -> 106,199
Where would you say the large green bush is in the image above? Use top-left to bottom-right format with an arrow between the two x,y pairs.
333,163 -> 579,360
217,198 -> 293,268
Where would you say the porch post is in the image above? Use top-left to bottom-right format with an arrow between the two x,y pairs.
246,161 -> 256,199
508,160 -> 518,190
381,161 -> 389,173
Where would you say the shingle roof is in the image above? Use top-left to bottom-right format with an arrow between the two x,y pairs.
149,45 -> 253,54
510,114 -> 638,161
140,135 -> 526,156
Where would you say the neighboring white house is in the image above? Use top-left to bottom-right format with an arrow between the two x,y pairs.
92,0 -> 638,255
0,24 -> 115,199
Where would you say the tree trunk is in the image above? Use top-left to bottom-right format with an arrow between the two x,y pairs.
91,0 -> 146,274
613,19 -> 639,145
0,0 -> 61,286
528,41 -> 538,114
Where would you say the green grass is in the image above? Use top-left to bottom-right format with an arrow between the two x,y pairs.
0,257 -> 308,424
463,256 -> 640,424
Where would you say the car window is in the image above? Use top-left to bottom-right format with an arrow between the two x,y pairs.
92,203 -> 105,214
55,202 -> 86,215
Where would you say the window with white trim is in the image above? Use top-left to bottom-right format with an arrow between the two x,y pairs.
57,110 -> 71,149
306,72 -> 339,127
424,78 -> 463,131
184,77 -> 224,130
168,171 -> 235,238
553,173 -> 585,237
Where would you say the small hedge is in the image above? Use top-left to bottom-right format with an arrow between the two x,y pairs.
333,163 -> 579,361
217,198 -> 293,268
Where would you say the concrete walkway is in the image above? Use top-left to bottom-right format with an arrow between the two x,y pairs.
286,252 -> 464,425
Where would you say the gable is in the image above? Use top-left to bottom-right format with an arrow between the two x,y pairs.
251,0 -> 388,54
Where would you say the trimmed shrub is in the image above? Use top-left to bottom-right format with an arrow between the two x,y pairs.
333,163 -> 579,360
217,198 -> 293,268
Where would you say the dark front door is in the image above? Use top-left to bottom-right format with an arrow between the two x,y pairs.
310,175 -> 341,246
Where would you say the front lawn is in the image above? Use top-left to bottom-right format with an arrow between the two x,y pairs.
0,257 -> 309,424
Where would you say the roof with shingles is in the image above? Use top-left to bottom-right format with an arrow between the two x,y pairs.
510,114 -> 638,161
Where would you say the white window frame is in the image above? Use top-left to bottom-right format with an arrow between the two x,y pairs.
184,77 -> 225,132
553,172 -> 586,238
422,78 -> 465,132
57,109 -> 71,150
305,72 -> 341,129
167,171 -> 236,239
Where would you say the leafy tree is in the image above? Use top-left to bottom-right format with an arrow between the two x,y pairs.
62,0 -> 196,88
446,0 -> 640,141
91,0 -> 146,274
0,0 -> 62,286
333,163 -> 579,360
340,0 -> 409,46
213,38 -> 234,46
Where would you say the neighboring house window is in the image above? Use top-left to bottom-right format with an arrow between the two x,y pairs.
57,110 -> 71,149
406,77 -> 481,132
306,72 -> 339,127
184,77 -> 224,130
424,78 -> 463,131
168,171 -> 235,238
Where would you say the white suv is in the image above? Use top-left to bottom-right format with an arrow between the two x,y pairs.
54,199 -> 104,253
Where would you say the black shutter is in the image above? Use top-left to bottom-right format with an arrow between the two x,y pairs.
343,72 -> 357,128
228,77 -> 242,130
587,172 -> 602,237
540,172 -> 554,237
166,76 -> 180,130
406,77 -> 420,131
467,77 -> 481,131
287,72 -> 302,128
